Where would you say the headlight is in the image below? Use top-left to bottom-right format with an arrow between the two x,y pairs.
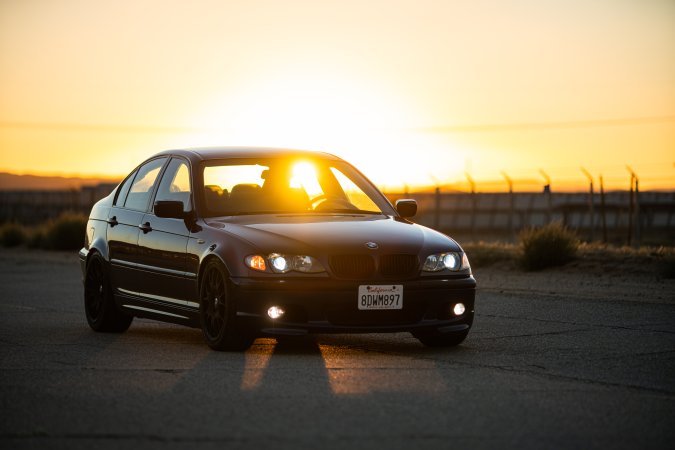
269,253 -> 290,272
423,252 -> 470,272
245,253 -> 325,273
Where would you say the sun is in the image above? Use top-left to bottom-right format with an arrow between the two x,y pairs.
181,70 -> 456,190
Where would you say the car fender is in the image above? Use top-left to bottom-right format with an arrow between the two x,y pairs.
86,218 -> 111,262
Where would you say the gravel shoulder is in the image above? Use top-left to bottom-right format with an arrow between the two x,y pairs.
477,265 -> 675,304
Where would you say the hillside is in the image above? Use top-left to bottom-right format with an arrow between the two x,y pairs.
0,172 -> 120,191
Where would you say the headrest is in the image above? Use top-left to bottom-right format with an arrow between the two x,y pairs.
204,185 -> 223,195
231,183 -> 261,195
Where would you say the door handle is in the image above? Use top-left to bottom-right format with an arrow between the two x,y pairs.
138,222 -> 153,233
107,216 -> 118,227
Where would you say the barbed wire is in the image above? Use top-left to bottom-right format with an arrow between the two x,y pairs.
2,114 -> 674,133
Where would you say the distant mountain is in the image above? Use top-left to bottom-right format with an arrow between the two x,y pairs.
0,172 -> 121,191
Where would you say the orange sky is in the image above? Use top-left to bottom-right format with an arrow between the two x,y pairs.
1,0 -> 674,192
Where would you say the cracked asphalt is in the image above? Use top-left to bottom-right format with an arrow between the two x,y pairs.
1,249 -> 674,449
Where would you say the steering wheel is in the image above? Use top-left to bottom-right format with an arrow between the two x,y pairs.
309,194 -> 329,209
310,195 -> 357,212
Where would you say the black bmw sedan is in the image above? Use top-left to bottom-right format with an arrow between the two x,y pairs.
79,148 -> 476,351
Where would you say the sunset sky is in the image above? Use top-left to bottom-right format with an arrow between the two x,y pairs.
1,0 -> 674,191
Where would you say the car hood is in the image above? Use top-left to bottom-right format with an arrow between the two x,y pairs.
206,214 -> 461,255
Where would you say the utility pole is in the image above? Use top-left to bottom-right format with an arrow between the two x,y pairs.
539,169 -> 552,224
581,167 -> 595,241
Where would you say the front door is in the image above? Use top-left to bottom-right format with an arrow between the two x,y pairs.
135,157 -> 195,308
108,157 -> 168,297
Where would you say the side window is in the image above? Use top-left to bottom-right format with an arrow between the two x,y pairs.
124,157 -> 167,211
154,159 -> 192,212
114,171 -> 136,206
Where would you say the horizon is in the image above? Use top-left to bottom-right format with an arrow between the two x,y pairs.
0,169 -> 672,195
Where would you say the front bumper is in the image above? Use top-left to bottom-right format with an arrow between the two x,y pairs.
78,247 -> 89,284
229,275 -> 476,336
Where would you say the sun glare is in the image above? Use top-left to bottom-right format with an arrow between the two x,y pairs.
181,71 -> 451,190
290,162 -> 321,196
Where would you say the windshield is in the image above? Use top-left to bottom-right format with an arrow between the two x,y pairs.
201,158 -> 394,217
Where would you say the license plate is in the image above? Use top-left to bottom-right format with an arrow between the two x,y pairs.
358,285 -> 403,310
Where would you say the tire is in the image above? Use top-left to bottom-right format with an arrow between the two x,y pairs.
199,259 -> 255,351
414,329 -> 469,348
84,253 -> 133,332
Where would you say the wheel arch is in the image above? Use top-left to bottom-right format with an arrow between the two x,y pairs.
197,253 -> 232,292
84,247 -> 110,279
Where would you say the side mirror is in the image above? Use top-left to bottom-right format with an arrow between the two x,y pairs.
395,199 -> 417,218
154,200 -> 185,219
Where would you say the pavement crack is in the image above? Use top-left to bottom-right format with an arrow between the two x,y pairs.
0,432 -> 232,443
590,349 -> 675,361
475,328 -> 596,340
478,288 -> 675,306
477,313 -> 675,334
0,337 -> 26,347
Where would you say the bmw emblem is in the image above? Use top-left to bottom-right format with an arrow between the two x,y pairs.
365,242 -> 379,250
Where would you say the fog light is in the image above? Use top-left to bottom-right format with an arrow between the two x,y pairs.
267,306 -> 285,320
453,303 -> 466,316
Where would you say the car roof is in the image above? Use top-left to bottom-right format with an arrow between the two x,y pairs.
154,147 -> 342,163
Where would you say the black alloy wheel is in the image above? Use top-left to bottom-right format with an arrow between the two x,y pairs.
84,253 -> 133,332
199,259 -> 254,351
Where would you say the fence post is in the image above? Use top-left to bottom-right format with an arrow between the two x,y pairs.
539,169 -> 552,224
501,171 -> 514,239
599,175 -> 608,243
465,172 -> 476,241
434,186 -> 441,230
634,177 -> 641,248
626,167 -> 635,246
581,167 -> 595,241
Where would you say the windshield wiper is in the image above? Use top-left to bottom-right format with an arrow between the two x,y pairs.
223,209 -> 383,216
319,209 -> 382,215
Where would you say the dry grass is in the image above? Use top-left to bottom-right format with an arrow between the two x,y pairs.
463,239 -> 675,278
0,213 -> 87,251
0,222 -> 26,247
572,243 -> 675,278
462,241 -> 518,269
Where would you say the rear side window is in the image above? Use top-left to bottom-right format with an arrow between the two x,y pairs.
124,157 -> 167,211
114,171 -> 136,206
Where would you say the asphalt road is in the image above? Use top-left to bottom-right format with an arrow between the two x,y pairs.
1,249 -> 674,450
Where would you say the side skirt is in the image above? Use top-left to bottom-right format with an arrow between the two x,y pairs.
114,292 -> 201,328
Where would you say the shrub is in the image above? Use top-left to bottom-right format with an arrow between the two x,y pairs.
519,222 -> 579,271
44,213 -> 88,250
0,222 -> 26,247
27,227 -> 47,249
